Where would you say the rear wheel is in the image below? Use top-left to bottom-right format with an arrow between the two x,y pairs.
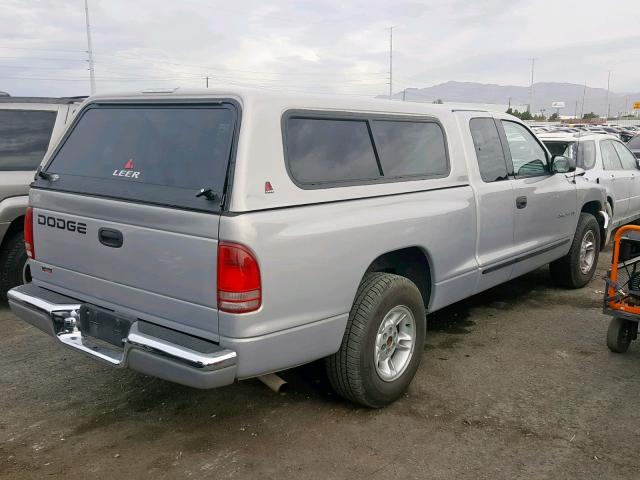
606,317 -> 637,353
326,272 -> 426,408
549,212 -> 600,288
0,231 -> 29,302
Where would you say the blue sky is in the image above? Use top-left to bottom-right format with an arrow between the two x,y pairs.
0,0 -> 638,97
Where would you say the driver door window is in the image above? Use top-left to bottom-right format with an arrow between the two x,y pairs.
501,121 -> 549,177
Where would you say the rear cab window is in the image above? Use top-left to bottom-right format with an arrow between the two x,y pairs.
0,109 -> 57,171
283,111 -> 449,188
37,102 -> 239,212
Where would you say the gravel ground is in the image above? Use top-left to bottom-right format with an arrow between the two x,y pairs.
1,247 -> 639,479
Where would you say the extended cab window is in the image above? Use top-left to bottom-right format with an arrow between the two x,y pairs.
0,109 -> 57,171
285,114 -> 448,186
469,118 -> 508,182
501,121 -> 548,177
41,104 -> 237,212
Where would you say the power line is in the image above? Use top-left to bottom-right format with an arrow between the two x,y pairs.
0,46 -> 85,53
0,56 -> 86,62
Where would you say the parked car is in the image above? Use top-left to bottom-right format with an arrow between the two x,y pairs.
541,132 -> 640,229
7,89 -> 608,407
601,126 -> 635,142
628,135 -> 640,159
0,96 -> 84,300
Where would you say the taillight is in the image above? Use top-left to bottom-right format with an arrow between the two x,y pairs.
217,242 -> 261,313
24,207 -> 34,259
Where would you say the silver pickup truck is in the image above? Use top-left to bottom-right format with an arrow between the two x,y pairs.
7,89 -> 608,407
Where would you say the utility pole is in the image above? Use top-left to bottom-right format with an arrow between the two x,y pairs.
574,100 -> 578,119
206,76 -> 209,88
84,0 -> 96,95
528,57 -> 535,113
606,70 -> 611,119
402,89 -> 406,101
580,81 -> 587,119
388,26 -> 395,99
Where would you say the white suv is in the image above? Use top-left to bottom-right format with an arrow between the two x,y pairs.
540,132 -> 640,230
0,96 -> 84,300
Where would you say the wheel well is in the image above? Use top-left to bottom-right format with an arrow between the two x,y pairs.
0,215 -> 24,251
581,201 -> 606,246
365,247 -> 432,308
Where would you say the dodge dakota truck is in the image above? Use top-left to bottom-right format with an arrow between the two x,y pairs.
8,89 -> 609,407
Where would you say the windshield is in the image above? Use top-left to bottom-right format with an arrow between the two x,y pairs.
543,140 -> 596,170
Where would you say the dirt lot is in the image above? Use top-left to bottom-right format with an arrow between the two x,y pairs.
1,248 -> 639,480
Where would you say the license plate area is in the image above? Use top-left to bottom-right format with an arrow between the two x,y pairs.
79,304 -> 133,347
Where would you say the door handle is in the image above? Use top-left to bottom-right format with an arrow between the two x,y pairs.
516,196 -> 527,209
98,228 -> 123,248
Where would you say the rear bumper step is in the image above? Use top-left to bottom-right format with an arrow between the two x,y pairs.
7,283 -> 237,389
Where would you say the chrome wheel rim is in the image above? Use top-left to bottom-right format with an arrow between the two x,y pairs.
22,261 -> 31,284
579,230 -> 596,274
374,305 -> 416,382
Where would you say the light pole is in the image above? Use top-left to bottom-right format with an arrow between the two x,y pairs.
606,70 -> 611,119
84,0 -> 96,95
528,57 -> 535,113
388,26 -> 395,99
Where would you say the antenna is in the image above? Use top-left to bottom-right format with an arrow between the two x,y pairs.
84,0 -> 96,95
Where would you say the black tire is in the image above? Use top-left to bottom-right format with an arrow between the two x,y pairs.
607,317 -> 634,353
549,212 -> 600,288
325,272 -> 426,408
0,231 -> 28,302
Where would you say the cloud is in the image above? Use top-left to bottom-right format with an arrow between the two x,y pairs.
0,0 -> 638,97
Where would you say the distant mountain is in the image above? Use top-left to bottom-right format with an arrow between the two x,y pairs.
386,81 -> 639,117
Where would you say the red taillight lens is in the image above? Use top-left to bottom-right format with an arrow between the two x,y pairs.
217,242 -> 261,313
24,207 -> 34,259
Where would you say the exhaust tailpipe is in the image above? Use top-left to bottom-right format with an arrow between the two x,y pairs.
257,373 -> 288,393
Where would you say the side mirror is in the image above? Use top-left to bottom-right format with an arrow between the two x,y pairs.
551,155 -> 576,174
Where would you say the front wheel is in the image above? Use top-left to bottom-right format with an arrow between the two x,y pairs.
325,273 -> 426,408
549,212 -> 600,288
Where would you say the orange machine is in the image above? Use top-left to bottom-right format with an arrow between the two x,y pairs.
605,225 -> 640,353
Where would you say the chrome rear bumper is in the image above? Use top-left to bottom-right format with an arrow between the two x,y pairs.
7,283 -> 237,389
